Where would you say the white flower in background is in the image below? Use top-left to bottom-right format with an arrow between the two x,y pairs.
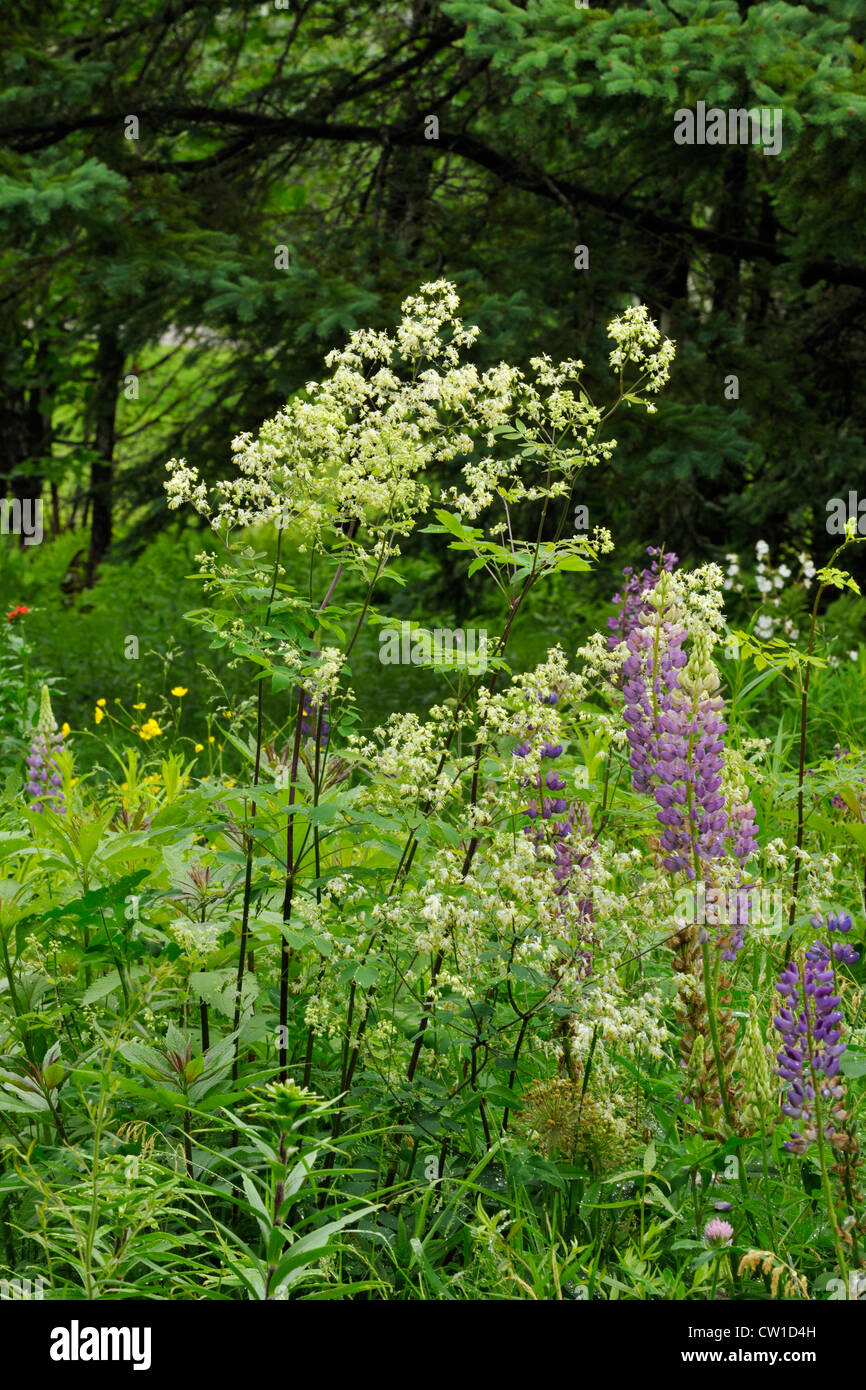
773,574 -> 784,589
778,564 -> 791,579
850,651 -> 859,663
755,575 -> 772,595
784,618 -> 799,640
166,283 -> 671,550
606,305 -> 676,394
755,540 -> 769,559
755,613 -> 775,639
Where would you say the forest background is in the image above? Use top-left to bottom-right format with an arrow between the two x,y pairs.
2,0 -> 865,747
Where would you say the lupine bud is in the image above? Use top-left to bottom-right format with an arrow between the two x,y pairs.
738,993 -> 775,1131
26,684 -> 66,815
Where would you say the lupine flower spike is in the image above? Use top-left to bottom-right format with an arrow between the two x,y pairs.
26,685 -> 66,815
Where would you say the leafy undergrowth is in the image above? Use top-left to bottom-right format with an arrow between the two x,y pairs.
1,286 -> 864,1302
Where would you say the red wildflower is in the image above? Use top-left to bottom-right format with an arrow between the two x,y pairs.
7,605 -> 29,623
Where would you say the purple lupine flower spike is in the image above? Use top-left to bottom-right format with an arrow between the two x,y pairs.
515,693 -> 595,978
773,940 -> 850,1153
611,552 -> 758,952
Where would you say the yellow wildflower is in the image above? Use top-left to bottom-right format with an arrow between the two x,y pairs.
171,686 -> 188,698
194,743 -> 204,753
61,722 -> 71,737
96,698 -> 107,707
139,718 -> 162,741
94,707 -> 104,724
133,702 -> 146,711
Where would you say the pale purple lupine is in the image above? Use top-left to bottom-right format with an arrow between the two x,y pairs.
612,555 -> 758,946
652,640 -> 729,880
620,574 -> 688,797
26,684 -> 65,815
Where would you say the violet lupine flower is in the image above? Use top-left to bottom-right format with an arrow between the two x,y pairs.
809,911 -> 860,966
773,945 -> 848,1154
607,546 -> 678,651
714,885 -> 754,963
515,696 -> 594,977
727,799 -> 759,864
703,1217 -> 734,1247
26,684 -> 65,815
829,910 -> 853,934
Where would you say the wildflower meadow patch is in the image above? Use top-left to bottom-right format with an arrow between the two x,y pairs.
1,285 -> 865,1334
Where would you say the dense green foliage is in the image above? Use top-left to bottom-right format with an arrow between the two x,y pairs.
1,1 -> 865,1309
1,288 -> 865,1303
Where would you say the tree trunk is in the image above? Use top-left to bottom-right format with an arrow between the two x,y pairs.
0,366 -> 49,546
86,329 -> 123,586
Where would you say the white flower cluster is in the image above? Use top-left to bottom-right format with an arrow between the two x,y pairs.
354,709 -> 460,814
669,561 -> 727,647
301,647 -> 345,704
166,282 -> 499,557
170,918 -> 221,961
166,285 -> 676,555
606,304 -> 676,399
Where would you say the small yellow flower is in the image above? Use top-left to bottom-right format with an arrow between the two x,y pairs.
171,686 -> 188,698
194,743 -> 204,753
132,702 -> 146,711
94,707 -> 105,724
61,722 -> 71,737
96,698 -> 107,708
138,717 -> 163,741
208,736 -> 215,744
